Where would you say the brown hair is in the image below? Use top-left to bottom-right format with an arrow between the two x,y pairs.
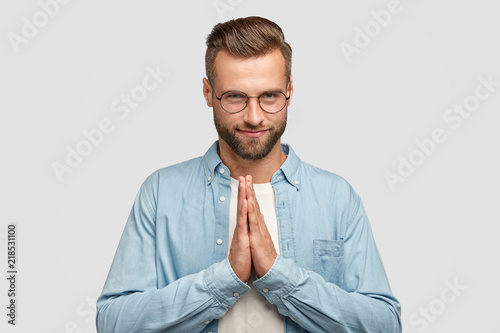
205,16 -> 292,85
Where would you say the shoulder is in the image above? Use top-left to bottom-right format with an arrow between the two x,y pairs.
283,144 -> 352,193
144,155 -> 205,188
300,161 -> 366,230
137,155 -> 205,206
295,158 -> 362,225
299,161 -> 357,199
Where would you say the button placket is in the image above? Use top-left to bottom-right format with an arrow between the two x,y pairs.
212,166 -> 231,264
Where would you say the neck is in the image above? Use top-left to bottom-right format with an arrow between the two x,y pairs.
217,139 -> 287,184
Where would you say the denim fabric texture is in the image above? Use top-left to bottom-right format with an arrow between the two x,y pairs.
96,141 -> 401,333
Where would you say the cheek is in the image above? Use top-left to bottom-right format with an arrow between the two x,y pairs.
270,113 -> 287,126
214,110 -> 235,128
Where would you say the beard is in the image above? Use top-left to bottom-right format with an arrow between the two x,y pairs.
213,110 -> 287,160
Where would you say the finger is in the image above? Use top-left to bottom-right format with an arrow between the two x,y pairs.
237,176 -> 249,231
246,176 -> 263,221
236,183 -> 249,244
237,199 -> 249,236
247,197 -> 262,232
237,176 -> 246,217
246,175 -> 253,197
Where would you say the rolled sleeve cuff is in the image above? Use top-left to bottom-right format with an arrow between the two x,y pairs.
204,258 -> 251,308
253,255 -> 300,304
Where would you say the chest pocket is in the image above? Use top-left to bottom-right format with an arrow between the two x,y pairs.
313,239 -> 344,287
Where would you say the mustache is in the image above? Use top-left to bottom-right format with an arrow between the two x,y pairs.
236,125 -> 269,131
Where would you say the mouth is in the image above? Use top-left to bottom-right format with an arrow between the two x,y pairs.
238,129 -> 268,138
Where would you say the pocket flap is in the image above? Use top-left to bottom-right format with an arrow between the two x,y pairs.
313,239 -> 344,257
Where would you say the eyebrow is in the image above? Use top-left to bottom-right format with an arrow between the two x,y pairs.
221,87 -> 286,95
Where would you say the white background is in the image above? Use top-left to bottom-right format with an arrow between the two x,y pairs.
1,0 -> 499,332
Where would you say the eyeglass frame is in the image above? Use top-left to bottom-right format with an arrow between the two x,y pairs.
208,80 -> 291,114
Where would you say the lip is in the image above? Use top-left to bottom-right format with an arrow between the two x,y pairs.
238,129 -> 268,138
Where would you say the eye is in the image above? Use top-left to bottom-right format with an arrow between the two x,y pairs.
261,92 -> 280,101
223,92 -> 247,102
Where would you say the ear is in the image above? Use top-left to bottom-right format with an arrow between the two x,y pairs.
287,75 -> 294,106
202,78 -> 214,107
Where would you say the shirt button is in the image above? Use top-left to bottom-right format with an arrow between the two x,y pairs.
220,168 -> 225,174
219,196 -> 225,202
290,317 -> 296,321
208,176 -> 212,181
233,292 -> 239,297
216,239 -> 223,245
262,288 -> 269,293
205,320 -> 210,324
294,180 -> 299,185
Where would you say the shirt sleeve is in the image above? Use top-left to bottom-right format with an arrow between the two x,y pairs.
96,179 -> 251,333
252,194 -> 402,333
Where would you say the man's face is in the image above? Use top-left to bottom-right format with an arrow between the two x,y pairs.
203,49 -> 293,160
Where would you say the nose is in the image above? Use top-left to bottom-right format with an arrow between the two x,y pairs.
242,96 -> 265,126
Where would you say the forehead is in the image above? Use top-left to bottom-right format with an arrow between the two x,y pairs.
213,49 -> 286,91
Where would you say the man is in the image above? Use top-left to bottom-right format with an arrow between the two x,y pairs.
96,16 -> 401,333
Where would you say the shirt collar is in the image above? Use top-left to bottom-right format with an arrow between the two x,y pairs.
202,140 -> 301,189
276,143 -> 301,189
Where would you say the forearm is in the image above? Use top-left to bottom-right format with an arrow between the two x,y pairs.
96,258 -> 250,333
253,256 -> 401,333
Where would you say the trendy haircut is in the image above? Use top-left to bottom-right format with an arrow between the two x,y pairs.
205,16 -> 292,86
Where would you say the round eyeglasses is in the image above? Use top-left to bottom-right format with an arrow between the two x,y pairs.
209,82 -> 290,114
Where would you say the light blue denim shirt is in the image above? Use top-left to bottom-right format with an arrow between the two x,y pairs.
96,141 -> 401,333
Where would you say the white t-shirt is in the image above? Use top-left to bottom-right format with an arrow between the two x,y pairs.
218,177 -> 285,333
